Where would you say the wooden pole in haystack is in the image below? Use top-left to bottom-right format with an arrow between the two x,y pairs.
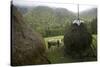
77,4 -> 79,20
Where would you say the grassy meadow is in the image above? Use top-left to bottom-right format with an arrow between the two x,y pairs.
44,35 -> 97,63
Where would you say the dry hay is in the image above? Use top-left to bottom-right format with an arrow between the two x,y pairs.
11,5 -> 50,66
64,23 -> 92,59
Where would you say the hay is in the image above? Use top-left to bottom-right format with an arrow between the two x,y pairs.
11,5 -> 50,66
64,23 -> 92,58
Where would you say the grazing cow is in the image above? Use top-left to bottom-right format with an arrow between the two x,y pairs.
48,39 -> 61,49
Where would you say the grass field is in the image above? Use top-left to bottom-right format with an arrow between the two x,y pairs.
44,35 -> 97,63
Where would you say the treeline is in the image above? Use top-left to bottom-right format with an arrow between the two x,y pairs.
19,6 -> 97,37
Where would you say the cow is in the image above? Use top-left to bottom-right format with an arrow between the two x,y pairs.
47,39 -> 64,49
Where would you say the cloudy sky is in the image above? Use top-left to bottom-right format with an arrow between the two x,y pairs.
12,0 -> 97,13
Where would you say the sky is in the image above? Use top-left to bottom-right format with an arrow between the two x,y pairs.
12,0 -> 97,13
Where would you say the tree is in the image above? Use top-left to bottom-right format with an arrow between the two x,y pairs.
91,18 -> 97,34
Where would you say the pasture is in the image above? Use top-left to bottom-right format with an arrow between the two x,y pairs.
44,35 -> 97,63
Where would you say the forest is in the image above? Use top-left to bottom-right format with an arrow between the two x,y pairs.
17,6 -> 97,37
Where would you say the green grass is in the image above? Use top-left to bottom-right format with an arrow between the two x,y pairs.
44,35 -> 97,63
44,35 -> 63,41
92,35 -> 97,48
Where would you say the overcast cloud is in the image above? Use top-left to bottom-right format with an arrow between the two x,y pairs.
12,0 -> 97,13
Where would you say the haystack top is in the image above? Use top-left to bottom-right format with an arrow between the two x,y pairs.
73,20 -> 84,26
